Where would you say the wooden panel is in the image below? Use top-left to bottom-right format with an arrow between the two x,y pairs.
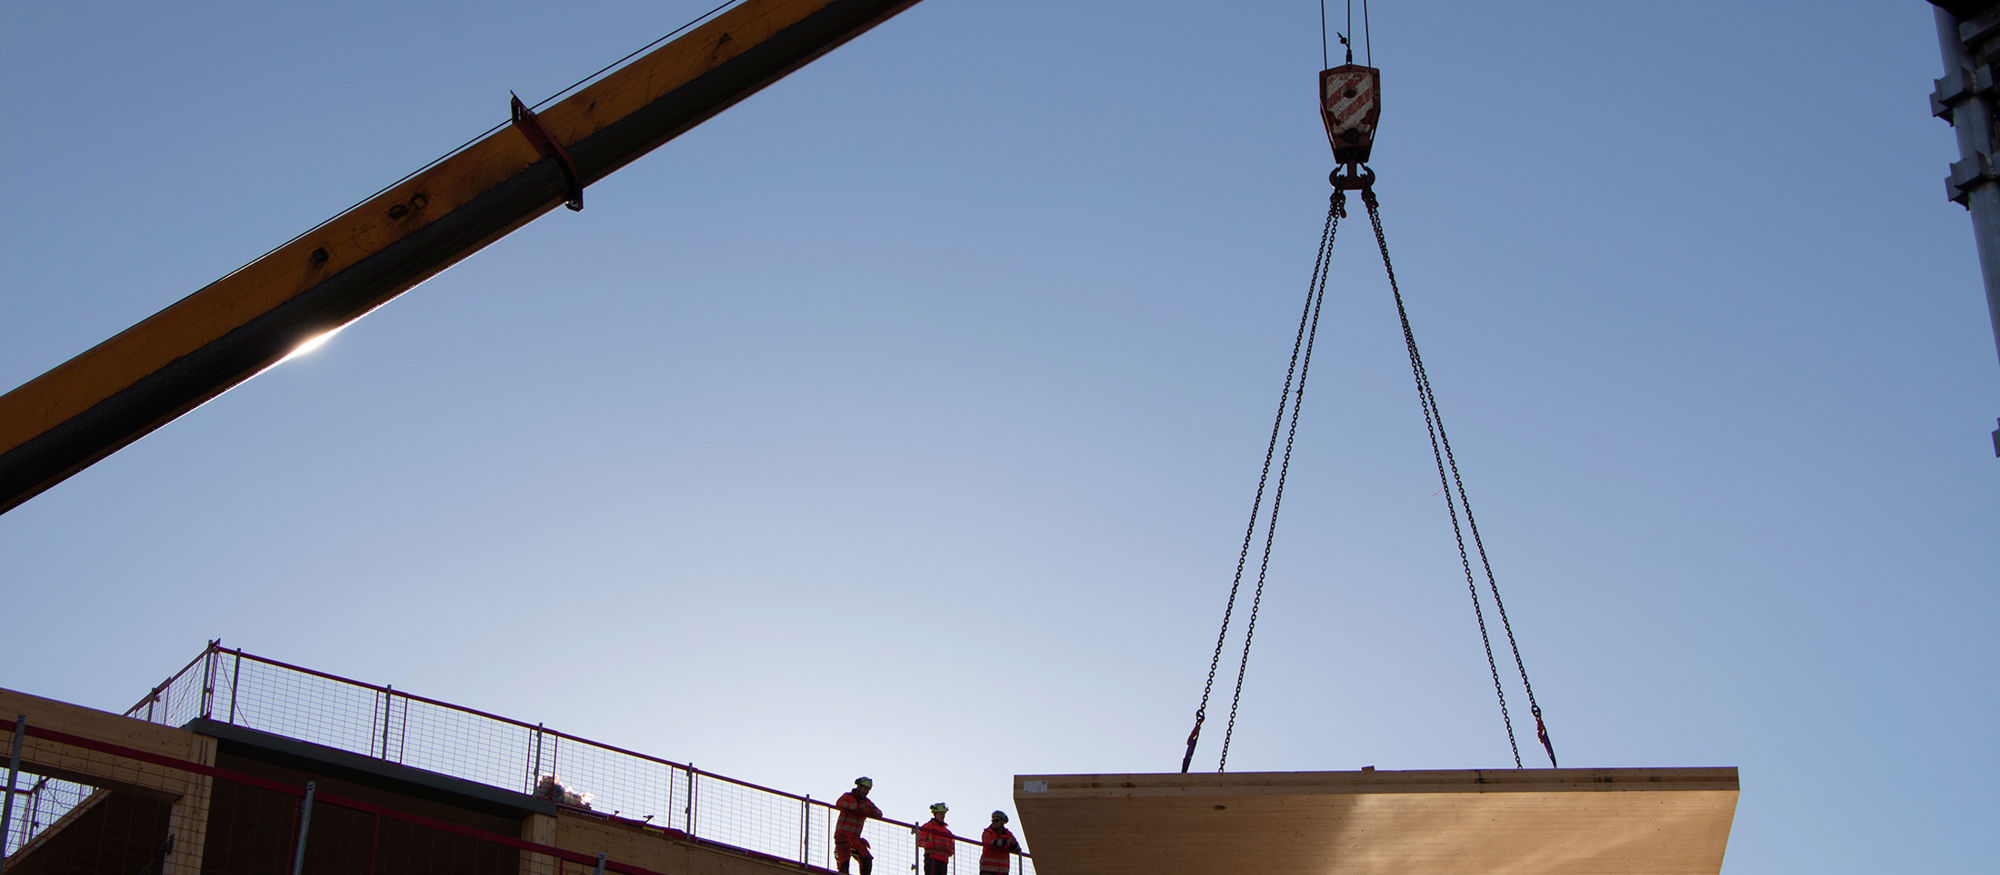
0,688 -> 206,799
1014,768 -> 1738,875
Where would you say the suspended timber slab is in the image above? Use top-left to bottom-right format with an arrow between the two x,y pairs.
1013,768 -> 1738,875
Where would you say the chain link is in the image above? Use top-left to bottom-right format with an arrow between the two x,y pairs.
1218,190 -> 1345,771
1363,188 -> 1552,768
1183,192 -> 1344,773
1186,182 -> 1555,773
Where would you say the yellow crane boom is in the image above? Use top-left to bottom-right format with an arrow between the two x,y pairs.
0,0 -> 922,514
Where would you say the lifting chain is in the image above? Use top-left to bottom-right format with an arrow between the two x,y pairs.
1180,176 -> 1559,774
1362,187 -> 1556,769
1182,192 -> 1345,774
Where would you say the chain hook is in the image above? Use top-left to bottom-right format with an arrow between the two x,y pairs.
1532,705 -> 1557,767
1179,710 -> 1206,773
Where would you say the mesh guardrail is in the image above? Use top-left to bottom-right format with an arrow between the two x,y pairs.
2,773 -> 97,861
119,643 -> 1034,875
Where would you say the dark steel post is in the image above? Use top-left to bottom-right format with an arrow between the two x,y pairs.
687,765 -> 697,837
529,724 -> 545,794
378,686 -> 393,760
1,715 -> 24,875
291,782 -> 317,875
394,694 -> 408,763
20,779 -> 43,854
801,794 -> 810,864
227,650 -> 242,724
1933,5 -> 2000,455
200,640 -> 218,720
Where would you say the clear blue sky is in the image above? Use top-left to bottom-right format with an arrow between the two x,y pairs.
3,1 -> 1994,871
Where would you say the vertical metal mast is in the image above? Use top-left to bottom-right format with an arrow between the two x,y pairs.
1930,1 -> 2000,456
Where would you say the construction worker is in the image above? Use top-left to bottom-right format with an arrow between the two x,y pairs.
979,810 -> 1023,875
917,803 -> 955,875
834,777 -> 883,875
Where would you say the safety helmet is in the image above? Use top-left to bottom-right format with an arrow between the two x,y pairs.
855,777 -> 873,790
930,802 -> 949,815
991,810 -> 1008,824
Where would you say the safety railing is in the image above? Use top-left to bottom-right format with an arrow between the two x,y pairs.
2,714 -> 794,875
2,772 -> 94,861
119,641 -> 1031,875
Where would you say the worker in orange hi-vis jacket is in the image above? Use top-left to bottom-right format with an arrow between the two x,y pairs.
834,777 -> 884,875
917,803 -> 956,875
979,810 -> 1023,875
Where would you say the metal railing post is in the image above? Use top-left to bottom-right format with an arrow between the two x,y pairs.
1,715 -> 25,874
378,686 -> 394,761
227,649 -> 242,725
291,782 -> 317,875
530,724 -> 545,794
800,794 -> 810,865
396,693 -> 408,764
686,765 -> 697,837
593,851 -> 607,875
20,779 -> 42,853
200,640 -> 219,720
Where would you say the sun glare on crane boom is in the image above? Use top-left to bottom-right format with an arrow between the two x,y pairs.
281,325 -> 344,363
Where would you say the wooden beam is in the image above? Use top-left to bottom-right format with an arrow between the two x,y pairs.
0,0 -> 923,514
1014,768 -> 1740,875
0,688 -> 207,800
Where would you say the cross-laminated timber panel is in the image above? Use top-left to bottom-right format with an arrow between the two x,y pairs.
1014,768 -> 1738,875
0,687 -> 211,798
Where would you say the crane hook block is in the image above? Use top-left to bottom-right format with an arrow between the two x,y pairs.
1320,64 -> 1380,167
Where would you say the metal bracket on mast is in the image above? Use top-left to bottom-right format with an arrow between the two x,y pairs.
511,93 -> 585,211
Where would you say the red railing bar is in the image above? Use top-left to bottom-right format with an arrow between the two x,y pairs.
220,647 -> 701,773
535,728 -> 693,773
688,766 -> 814,804
220,649 -> 550,733
1,718 -> 307,799
679,770 -> 1000,856
681,769 -> 967,842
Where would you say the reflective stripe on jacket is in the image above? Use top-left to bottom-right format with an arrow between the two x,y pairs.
918,818 -> 956,860
979,825 -> 1020,872
835,792 -> 882,836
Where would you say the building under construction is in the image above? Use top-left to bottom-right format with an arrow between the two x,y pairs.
2,643 -> 1038,875
3,0 -> 1869,870
3,643 -> 1737,875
